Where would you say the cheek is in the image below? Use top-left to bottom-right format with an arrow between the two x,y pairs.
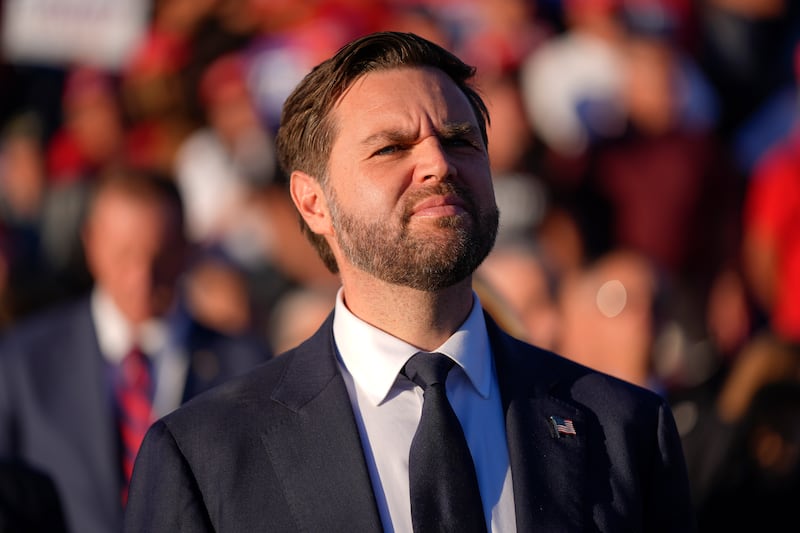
331,171 -> 407,220
465,163 -> 497,208
361,185 -> 401,213
86,244 -> 119,286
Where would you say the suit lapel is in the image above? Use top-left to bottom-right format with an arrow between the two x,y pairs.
261,315 -> 383,531
487,313 -> 588,532
49,301 -> 122,524
259,311 -> 592,531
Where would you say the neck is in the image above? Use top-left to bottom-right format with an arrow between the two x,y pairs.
340,272 -> 475,352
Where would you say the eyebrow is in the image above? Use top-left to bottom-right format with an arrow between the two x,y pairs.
439,122 -> 476,139
360,121 -> 477,147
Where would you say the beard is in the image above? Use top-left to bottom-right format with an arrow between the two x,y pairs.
327,182 -> 499,291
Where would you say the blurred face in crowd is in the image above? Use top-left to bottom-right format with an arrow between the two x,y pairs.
295,66 -> 498,291
65,79 -> 125,165
623,35 -> 678,135
0,133 -> 45,218
83,183 -> 187,326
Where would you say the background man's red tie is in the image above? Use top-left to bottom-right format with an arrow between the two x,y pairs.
116,346 -> 153,505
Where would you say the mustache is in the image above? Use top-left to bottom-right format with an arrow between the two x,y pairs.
401,182 -> 480,222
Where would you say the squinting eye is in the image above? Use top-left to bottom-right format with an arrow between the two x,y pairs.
373,145 -> 401,156
443,138 -> 474,148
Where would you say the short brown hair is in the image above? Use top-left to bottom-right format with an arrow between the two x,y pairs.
86,164 -> 185,238
275,31 -> 490,273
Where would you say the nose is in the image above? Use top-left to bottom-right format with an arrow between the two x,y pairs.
413,137 -> 457,183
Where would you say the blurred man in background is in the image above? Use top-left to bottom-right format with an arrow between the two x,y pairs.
0,164 -> 272,533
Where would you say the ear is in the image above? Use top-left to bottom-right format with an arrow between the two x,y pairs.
289,170 -> 334,236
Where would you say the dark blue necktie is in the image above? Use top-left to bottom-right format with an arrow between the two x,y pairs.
403,352 -> 487,533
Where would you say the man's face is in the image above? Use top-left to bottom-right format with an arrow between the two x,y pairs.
83,189 -> 186,325
322,66 -> 498,290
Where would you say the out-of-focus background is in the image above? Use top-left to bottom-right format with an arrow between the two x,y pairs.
1,0 -> 799,528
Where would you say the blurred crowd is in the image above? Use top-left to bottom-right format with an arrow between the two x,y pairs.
1,0 -> 800,529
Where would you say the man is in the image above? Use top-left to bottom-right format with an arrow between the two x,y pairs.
0,165 -> 272,533
124,32 -> 695,532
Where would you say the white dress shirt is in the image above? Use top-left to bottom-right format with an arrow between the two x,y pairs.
91,288 -> 189,418
333,289 -> 517,532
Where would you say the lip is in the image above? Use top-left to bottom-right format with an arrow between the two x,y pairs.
411,194 -> 468,217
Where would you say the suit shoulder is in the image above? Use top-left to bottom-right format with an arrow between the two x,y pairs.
0,298 -> 91,354
546,345 -> 666,408
161,351 -> 293,429
499,333 -> 667,411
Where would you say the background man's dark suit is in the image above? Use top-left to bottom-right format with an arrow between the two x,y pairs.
125,312 -> 694,532
0,459 -> 68,533
0,296 -> 272,533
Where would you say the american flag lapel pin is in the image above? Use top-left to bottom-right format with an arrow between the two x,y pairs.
549,415 -> 577,438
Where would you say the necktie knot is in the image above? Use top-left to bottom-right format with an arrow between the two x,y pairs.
402,352 -> 455,391
120,346 -> 151,391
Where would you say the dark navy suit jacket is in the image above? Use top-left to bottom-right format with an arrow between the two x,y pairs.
123,310 -> 695,532
0,296 -> 272,533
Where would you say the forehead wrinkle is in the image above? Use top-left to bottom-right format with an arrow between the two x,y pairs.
360,121 -> 477,148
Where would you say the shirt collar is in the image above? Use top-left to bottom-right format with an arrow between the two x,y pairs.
332,288 -> 492,406
91,288 -> 171,364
